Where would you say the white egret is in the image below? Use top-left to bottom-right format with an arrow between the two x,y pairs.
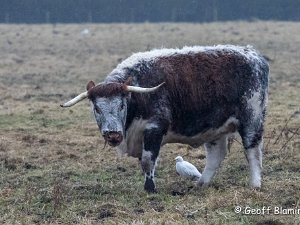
175,156 -> 202,180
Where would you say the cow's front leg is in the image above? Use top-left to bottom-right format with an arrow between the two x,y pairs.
142,118 -> 169,193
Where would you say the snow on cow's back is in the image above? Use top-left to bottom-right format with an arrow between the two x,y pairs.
111,45 -> 262,74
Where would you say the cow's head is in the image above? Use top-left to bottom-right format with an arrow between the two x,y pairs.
60,80 -> 164,147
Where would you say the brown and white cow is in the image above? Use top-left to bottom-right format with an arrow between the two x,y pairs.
61,45 -> 269,193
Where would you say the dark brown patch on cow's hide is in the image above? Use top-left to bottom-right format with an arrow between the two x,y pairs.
155,51 -> 248,111
88,82 -> 127,99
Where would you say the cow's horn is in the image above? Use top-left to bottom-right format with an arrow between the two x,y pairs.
126,82 -> 165,93
60,91 -> 88,107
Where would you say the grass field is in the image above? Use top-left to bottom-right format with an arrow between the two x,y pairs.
0,21 -> 299,225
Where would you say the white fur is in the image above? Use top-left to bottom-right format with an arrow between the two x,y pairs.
145,123 -> 159,130
142,149 -> 152,160
112,45 -> 262,74
246,139 -> 263,188
142,149 -> 156,180
198,136 -> 228,186
247,91 -> 262,119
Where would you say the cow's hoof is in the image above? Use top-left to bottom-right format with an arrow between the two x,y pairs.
196,179 -> 209,188
250,184 -> 262,191
250,180 -> 261,190
145,188 -> 157,193
144,178 -> 157,193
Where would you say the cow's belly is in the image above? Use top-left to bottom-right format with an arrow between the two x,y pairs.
162,117 -> 239,147
117,117 -> 239,158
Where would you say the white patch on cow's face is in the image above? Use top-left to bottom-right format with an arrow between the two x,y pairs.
91,95 -> 127,145
247,91 -> 262,119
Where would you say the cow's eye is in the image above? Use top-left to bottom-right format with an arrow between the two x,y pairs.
94,105 -> 101,114
119,101 -> 124,111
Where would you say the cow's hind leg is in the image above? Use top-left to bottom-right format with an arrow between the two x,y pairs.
198,135 -> 228,187
245,139 -> 263,188
239,120 -> 264,189
239,88 -> 267,189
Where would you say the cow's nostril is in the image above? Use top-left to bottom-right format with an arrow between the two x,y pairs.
104,132 -> 123,142
109,133 -> 120,139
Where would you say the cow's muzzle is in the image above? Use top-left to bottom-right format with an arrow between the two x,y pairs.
103,131 -> 123,147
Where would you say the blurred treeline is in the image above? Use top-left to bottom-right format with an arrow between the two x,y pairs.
1,0 -> 299,23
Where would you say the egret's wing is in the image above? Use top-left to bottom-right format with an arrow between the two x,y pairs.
176,163 -> 191,177
181,161 -> 202,177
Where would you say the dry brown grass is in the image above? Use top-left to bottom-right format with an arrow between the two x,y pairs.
0,21 -> 299,225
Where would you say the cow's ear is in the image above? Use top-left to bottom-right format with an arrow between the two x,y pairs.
86,81 -> 95,91
124,76 -> 133,86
